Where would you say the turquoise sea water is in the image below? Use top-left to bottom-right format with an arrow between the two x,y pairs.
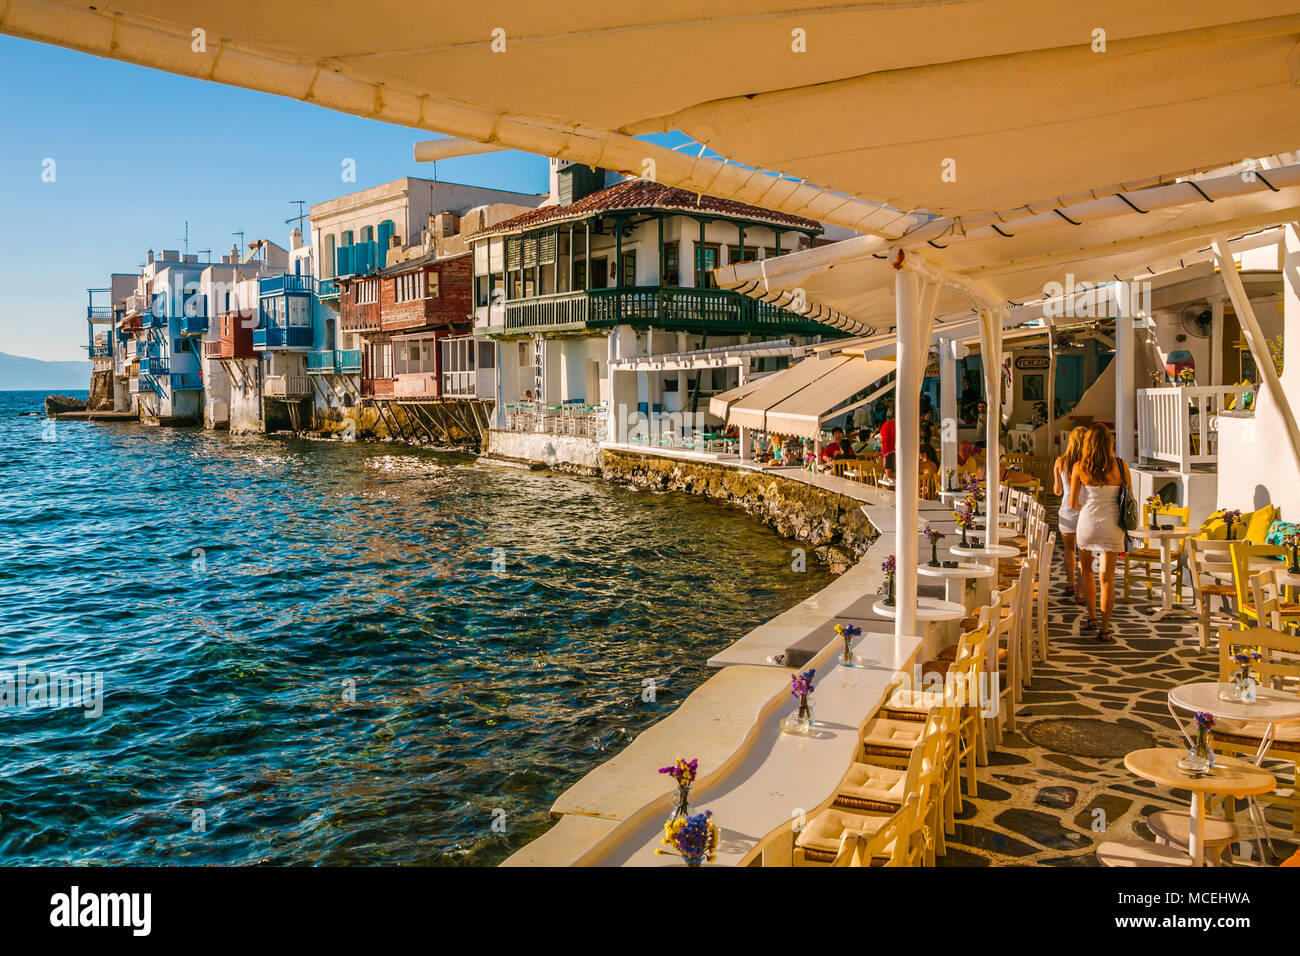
0,389 -> 832,865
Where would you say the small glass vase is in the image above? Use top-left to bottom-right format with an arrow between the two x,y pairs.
841,637 -> 855,667
666,785 -> 691,827
928,541 -> 940,567
1239,669 -> 1258,704
1179,731 -> 1215,772
882,573 -> 895,607
1289,547 -> 1300,575
781,695 -> 813,735
682,854 -> 705,868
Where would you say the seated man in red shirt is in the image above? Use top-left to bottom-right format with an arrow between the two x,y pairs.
818,427 -> 847,469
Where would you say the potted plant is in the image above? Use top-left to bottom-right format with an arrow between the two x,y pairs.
658,757 -> 699,827
1145,494 -> 1163,531
656,810 -> 718,867
781,669 -> 816,735
881,554 -> 897,606
835,622 -> 862,666
925,525 -> 945,567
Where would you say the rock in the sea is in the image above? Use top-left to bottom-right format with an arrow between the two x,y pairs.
44,394 -> 87,417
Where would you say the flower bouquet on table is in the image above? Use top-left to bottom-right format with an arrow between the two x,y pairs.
781,668 -> 816,736
1148,369 -> 1164,388
1179,712 -> 1217,773
656,809 -> 718,867
1178,367 -> 1196,386
1224,648 -> 1262,703
881,554 -> 897,606
953,501 -> 976,549
1285,530 -> 1300,573
835,622 -> 862,666
1221,509 -> 1242,541
658,757 -> 699,826
924,525 -> 945,567
1144,494 -> 1163,531
965,473 -> 984,514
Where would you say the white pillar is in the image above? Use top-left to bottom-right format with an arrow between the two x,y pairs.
737,361 -> 752,460
979,311 -> 1002,547
1209,297 -> 1225,386
1115,304 -> 1135,463
894,270 -> 923,637
939,336 -> 958,488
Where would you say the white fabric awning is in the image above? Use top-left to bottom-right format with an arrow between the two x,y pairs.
725,356 -> 895,439
707,376 -> 771,421
717,162 -> 1300,331
5,3 -> 1299,234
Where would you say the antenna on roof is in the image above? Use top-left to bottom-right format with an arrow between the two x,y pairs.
197,249 -> 211,264
176,220 -> 190,256
233,231 -> 246,261
285,201 -> 307,231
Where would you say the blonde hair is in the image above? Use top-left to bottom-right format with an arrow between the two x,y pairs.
1060,426 -> 1088,475
1079,424 -> 1116,483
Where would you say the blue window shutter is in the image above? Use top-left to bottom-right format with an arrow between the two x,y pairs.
378,220 -> 394,269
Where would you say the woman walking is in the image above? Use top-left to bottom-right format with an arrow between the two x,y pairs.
1053,427 -> 1088,603
1070,424 -> 1131,643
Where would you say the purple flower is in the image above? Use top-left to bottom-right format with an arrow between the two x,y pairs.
924,525 -> 945,544
881,554 -> 896,575
1194,711 -> 1215,733
658,757 -> 699,785
790,669 -> 816,698
835,622 -> 861,638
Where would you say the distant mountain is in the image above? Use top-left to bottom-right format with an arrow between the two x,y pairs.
0,352 -> 92,391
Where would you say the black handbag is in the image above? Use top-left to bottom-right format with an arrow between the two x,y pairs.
1117,462 -> 1139,531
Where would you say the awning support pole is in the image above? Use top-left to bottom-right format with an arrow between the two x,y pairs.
978,309 -> 1003,547
939,336 -> 958,488
893,269 -> 937,638
1213,235 -> 1300,482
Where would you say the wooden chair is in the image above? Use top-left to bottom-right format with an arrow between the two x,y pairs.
828,794 -> 925,867
1213,625 -> 1300,834
919,471 -> 939,500
1250,568 -> 1300,632
1123,503 -> 1191,603
1187,538 -> 1238,652
1230,542 -> 1300,629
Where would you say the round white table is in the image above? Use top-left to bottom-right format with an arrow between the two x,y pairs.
1167,680 -> 1300,863
918,561 -> 995,611
1126,525 -> 1189,617
938,490 -> 969,506
950,543 -> 1020,569
873,596 -> 966,660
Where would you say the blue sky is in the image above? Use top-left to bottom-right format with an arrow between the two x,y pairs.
0,36 -> 557,361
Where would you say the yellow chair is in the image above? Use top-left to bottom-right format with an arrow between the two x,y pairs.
1249,569 -> 1300,632
1229,542 -> 1300,628
1123,503 -> 1191,603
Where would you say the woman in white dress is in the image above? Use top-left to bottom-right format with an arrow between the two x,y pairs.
1070,424 -> 1131,643
1053,426 -> 1088,603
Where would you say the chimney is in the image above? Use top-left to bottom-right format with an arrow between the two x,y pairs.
162,249 -> 180,262
290,228 -> 303,251
230,244 -> 240,261
146,249 -> 155,265
184,254 -> 198,264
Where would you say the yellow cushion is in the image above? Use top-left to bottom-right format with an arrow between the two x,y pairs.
1245,505 -> 1279,544
1198,510 -> 1228,541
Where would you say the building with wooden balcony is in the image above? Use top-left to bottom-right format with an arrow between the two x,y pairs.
309,178 -> 543,438
469,164 -> 842,439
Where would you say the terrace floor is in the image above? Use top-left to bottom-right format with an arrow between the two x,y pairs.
938,537 -> 1300,866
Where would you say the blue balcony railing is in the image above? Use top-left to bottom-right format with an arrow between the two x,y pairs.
179,314 -> 208,336
306,350 -> 336,374
141,311 -> 166,330
259,274 -> 317,295
170,372 -> 203,391
318,278 -> 339,300
138,356 -> 170,375
253,325 -> 314,349
86,306 -> 113,320
88,343 -> 112,358
336,349 -> 362,374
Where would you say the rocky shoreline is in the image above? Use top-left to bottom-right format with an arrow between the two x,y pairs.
599,450 -> 875,573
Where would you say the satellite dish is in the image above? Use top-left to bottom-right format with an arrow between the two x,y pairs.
1180,303 -> 1214,339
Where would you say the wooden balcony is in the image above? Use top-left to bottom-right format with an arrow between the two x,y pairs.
264,375 -> 312,399
501,285 -> 831,336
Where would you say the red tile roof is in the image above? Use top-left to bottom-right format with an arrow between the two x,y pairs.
473,178 -> 822,236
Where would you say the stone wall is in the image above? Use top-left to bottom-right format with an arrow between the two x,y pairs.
87,369 -> 113,411
483,430 -> 603,475
600,450 -> 876,573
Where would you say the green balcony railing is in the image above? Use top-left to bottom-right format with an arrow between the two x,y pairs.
501,286 -> 827,335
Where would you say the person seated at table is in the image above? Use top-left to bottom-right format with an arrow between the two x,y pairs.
919,443 -> 940,477
849,428 -> 872,457
723,423 -> 739,440
523,389 -> 534,403
882,451 -> 896,483
818,427 -> 848,469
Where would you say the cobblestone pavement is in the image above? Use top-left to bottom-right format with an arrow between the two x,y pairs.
938,539 -> 1299,867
